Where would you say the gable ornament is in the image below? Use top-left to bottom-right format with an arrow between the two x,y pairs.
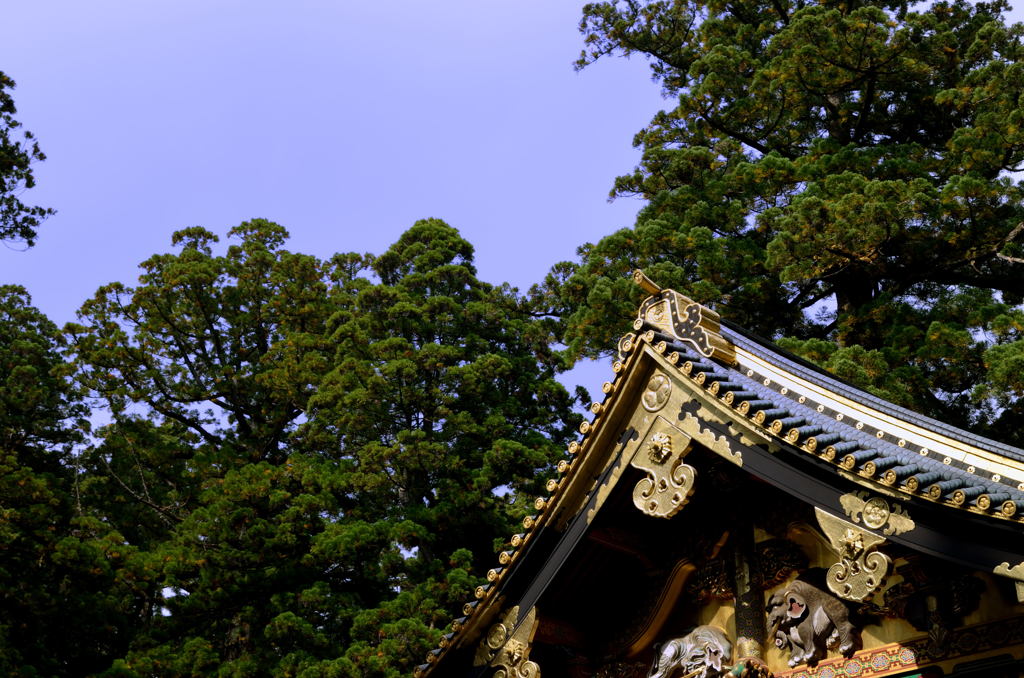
838,491 -> 914,536
642,372 -> 673,412
474,606 -> 541,678
630,417 -> 696,518
632,270 -> 735,365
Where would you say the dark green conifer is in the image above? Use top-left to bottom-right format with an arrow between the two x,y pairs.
68,219 -> 577,677
0,285 -> 133,675
544,0 -> 1024,441
0,72 -> 53,246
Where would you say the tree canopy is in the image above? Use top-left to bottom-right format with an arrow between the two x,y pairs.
0,71 -> 53,247
0,286 -> 139,676
542,0 -> 1024,443
57,219 -> 577,677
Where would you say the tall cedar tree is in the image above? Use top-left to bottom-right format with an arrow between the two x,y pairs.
0,72 -> 53,246
68,221 -> 348,676
0,286 -> 139,676
541,0 -> 1024,443
67,220 -> 576,677
303,219 -> 577,678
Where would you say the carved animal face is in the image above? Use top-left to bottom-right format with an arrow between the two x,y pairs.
699,641 -> 724,671
785,592 -> 807,620
651,626 -> 731,678
766,593 -> 786,628
766,590 -> 808,629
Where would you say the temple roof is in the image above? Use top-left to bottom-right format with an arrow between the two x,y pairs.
416,273 -> 1024,677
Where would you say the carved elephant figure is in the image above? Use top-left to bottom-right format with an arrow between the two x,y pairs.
766,580 -> 859,667
649,625 -> 732,678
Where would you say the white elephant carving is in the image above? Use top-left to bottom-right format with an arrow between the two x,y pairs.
648,626 -> 731,678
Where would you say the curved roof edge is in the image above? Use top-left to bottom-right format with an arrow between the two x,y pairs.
720,319 -> 1024,465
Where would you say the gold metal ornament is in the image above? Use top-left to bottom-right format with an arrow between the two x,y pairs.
474,606 -> 541,678
993,562 -> 1024,602
632,270 -> 736,364
630,423 -> 695,519
634,269 -> 663,295
618,333 -> 636,357
815,508 -> 892,602
648,431 -> 672,463
642,372 -> 673,412
838,491 -> 915,535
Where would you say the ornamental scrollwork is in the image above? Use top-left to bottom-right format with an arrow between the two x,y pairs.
815,508 -> 892,603
994,561 -> 1024,602
838,491 -> 914,536
474,606 -> 541,678
630,419 -> 695,519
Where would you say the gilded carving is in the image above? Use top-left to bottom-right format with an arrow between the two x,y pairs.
993,561 -> 1024,580
630,422 -> 695,518
642,372 -> 673,412
643,299 -> 674,336
474,613 -> 509,666
815,508 -> 892,602
618,333 -> 637,359
860,498 -> 889,529
680,408 -> 745,466
649,431 -> 672,462
631,453 -> 696,519
474,606 -> 541,678
632,271 -> 736,364
634,269 -> 663,295
838,491 -> 914,536
766,580 -> 860,668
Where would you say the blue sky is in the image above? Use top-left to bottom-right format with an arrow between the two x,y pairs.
6,1 -> 1024,399
3,2 -> 662,326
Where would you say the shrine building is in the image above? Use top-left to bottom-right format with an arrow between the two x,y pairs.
416,271 -> 1024,678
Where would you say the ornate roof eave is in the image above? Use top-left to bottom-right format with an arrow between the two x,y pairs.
415,272 -> 1024,678
415,289 -> 670,678
627,271 -> 1024,523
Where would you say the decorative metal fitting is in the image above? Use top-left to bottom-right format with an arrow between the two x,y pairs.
642,372 -> 673,412
474,606 -> 541,678
815,507 -> 892,603
630,422 -> 695,519
648,431 -> 672,463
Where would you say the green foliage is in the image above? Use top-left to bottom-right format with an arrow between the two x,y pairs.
0,286 -> 136,675
0,72 -> 53,246
68,220 -> 344,676
63,219 -> 576,676
305,219 -> 578,677
547,0 -> 1024,440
